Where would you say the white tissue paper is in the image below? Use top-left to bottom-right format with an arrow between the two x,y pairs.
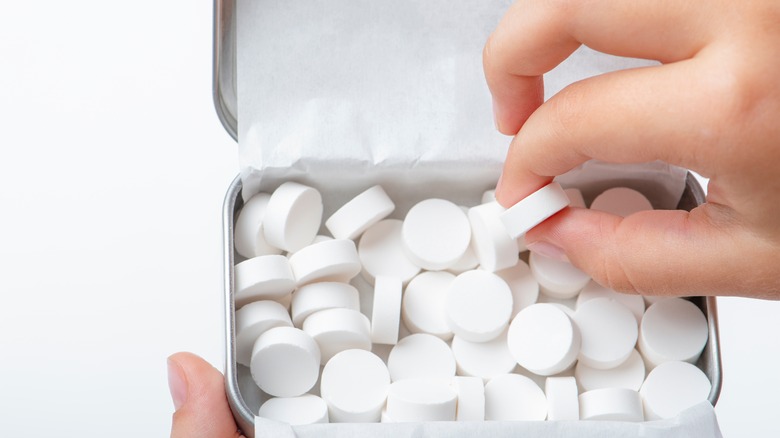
236,1 -> 713,436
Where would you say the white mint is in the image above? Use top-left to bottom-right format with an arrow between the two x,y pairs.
468,202 -> 519,272
640,361 -> 712,420
263,182 -> 323,252
387,333 -> 456,382
257,394 -> 329,425
564,187 -> 587,209
288,239 -> 362,286
495,260 -> 540,318
579,388 -> 644,421
500,182 -> 570,239
386,379 -> 458,422
234,255 -> 296,308
402,271 -> 455,340
507,303 -> 581,376
302,308 -> 371,363
402,198 -> 471,270
445,270 -> 513,343
575,349 -> 646,392
320,349 -> 390,423
577,280 -> 645,324
290,282 -> 360,328
451,376 -> 485,421
358,219 -> 420,285
574,298 -> 638,370
638,298 -> 708,369
545,377 -> 580,421
234,192 -> 282,258
530,252 -> 590,299
250,326 -> 320,398
590,187 -> 653,217
451,330 -> 516,382
371,276 -> 403,345
235,300 -> 293,367
484,374 -> 547,421
325,185 -> 395,240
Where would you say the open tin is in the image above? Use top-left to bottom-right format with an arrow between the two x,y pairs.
213,0 -> 722,435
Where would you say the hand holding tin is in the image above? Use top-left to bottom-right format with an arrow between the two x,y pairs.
485,0 -> 780,298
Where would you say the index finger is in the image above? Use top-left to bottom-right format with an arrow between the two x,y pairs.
485,0 -> 716,135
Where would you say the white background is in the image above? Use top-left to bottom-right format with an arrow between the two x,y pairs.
0,1 -> 778,436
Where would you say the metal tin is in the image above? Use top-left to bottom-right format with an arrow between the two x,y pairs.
213,1 -> 722,435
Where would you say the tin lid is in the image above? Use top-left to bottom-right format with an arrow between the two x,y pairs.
213,0 -> 237,141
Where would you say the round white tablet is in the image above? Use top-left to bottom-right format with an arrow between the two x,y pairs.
250,326 -> 320,397
564,187 -> 587,209
495,260 -> 539,318
500,182 -> 570,239
577,280 -> 645,324
574,298 -> 638,370
290,282 -> 360,328
450,331 -> 516,382
578,388 -> 644,421
358,219 -> 420,285
257,394 -> 329,425
529,252 -> 590,299
320,349 -> 390,423
386,379 -> 458,422
575,349 -> 646,392
263,182 -> 323,253
371,276 -> 403,345
234,192 -> 282,258
402,199 -> 471,270
590,187 -> 653,217
234,255 -> 296,308
484,374 -> 547,421
349,274 -> 375,319
401,271 -> 455,340
288,239 -> 362,286
640,361 -> 712,420
445,270 -> 513,342
302,308 -> 371,363
387,333 -> 456,382
451,376 -> 485,421
507,303 -> 581,376
325,185 -> 396,240
638,298 -> 709,370
545,376 -> 579,420
235,300 -> 293,366
468,202 -> 520,272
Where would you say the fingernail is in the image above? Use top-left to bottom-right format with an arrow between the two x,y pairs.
167,358 -> 187,411
527,241 -> 568,262
492,99 -> 503,132
495,173 -> 505,202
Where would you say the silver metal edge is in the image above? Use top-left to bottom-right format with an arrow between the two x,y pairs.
706,296 -> 723,405
680,172 -> 723,406
213,0 -> 238,141
222,174 -> 255,437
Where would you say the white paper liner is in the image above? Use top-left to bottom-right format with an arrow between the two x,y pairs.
236,0 -> 686,203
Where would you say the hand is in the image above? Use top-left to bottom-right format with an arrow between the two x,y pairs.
168,352 -> 246,438
484,0 -> 780,298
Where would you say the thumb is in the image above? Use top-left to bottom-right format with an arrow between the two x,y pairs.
524,205 -> 761,297
168,352 -> 245,438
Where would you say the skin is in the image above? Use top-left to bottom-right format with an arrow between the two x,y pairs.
485,0 -> 780,299
168,353 -> 245,438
